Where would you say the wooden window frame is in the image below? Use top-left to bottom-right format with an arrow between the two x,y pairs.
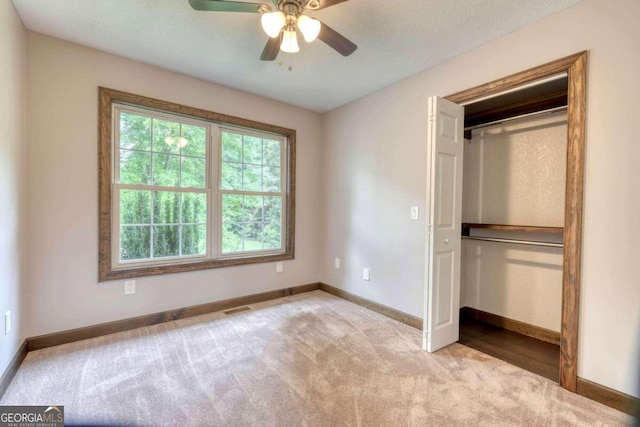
445,51 -> 588,392
98,87 -> 296,282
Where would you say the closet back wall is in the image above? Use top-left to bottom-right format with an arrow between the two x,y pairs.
25,32 -> 323,338
461,112 -> 567,332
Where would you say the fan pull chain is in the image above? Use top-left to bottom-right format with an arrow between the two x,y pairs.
277,53 -> 294,71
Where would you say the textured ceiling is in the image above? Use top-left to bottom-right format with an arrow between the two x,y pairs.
12,0 -> 581,112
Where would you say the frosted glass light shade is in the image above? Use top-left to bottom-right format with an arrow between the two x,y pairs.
261,11 -> 285,38
280,30 -> 300,53
297,15 -> 321,42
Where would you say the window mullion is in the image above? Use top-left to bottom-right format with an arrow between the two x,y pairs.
210,124 -> 219,260
150,191 -> 155,259
178,193 -> 183,258
219,189 -> 279,197
150,117 -> 154,185
149,117 -> 155,259
117,183 -> 208,193
178,123 -> 183,257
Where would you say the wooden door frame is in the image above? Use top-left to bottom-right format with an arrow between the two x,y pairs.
445,51 -> 588,392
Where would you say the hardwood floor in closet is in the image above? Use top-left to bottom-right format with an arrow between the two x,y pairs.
459,316 -> 560,382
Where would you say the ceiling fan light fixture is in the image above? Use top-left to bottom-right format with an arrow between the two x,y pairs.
297,15 -> 321,42
280,29 -> 300,53
261,10 -> 285,38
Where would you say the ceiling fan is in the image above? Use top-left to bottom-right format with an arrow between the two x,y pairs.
188,0 -> 357,61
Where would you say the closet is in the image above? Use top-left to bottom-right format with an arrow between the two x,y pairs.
457,74 -> 569,382
422,52 -> 587,392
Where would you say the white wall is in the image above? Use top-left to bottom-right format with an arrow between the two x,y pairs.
25,33 -> 323,338
463,113 -> 567,227
461,113 -> 567,332
321,0 -> 640,397
0,2 -> 27,377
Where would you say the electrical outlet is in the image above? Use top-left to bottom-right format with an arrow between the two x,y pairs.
335,258 -> 341,269
410,206 -> 419,220
276,262 -> 283,273
4,311 -> 10,335
124,280 -> 136,295
363,268 -> 370,281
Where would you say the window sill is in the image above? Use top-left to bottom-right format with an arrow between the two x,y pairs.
100,252 -> 294,282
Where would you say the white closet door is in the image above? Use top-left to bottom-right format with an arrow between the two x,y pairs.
423,96 -> 464,353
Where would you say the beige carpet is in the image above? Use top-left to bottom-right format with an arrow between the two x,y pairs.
1,291 -> 631,426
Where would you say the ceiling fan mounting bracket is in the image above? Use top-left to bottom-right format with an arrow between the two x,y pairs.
280,1 -> 304,17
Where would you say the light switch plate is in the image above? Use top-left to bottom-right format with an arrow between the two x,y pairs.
335,258 -> 341,269
363,268 -> 370,281
4,311 -> 10,335
410,206 -> 419,220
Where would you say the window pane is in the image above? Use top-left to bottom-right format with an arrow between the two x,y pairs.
120,190 -> 151,225
120,150 -> 151,185
181,156 -> 206,188
153,153 -> 180,187
244,222 -> 263,251
222,222 -> 243,253
182,225 -> 206,256
263,166 -> 281,192
264,196 -> 282,223
152,119 -> 180,154
263,139 -> 280,167
180,124 -> 206,158
221,132 -> 242,162
182,193 -> 207,224
221,162 -> 242,190
121,226 -> 151,260
242,164 -> 262,191
153,225 -> 180,258
153,191 -> 180,224
222,194 -> 242,223
243,195 -> 263,222
243,135 -> 262,164
120,112 -> 151,151
263,223 -> 281,249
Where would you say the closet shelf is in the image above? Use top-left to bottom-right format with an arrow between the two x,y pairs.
462,223 -> 564,234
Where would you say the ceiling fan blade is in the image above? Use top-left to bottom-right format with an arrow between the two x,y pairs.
260,37 -> 281,61
313,0 -> 349,10
189,0 -> 265,13
317,21 -> 357,56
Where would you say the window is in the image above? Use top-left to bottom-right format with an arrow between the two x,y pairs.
219,128 -> 285,254
114,107 -> 211,265
99,88 -> 295,281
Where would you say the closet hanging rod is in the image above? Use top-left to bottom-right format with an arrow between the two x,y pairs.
462,236 -> 564,248
464,105 -> 567,132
